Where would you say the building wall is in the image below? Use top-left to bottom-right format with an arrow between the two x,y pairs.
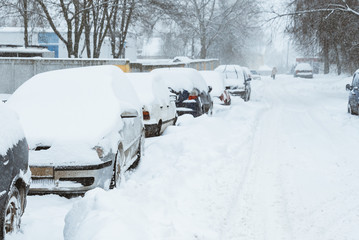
0,28 -> 137,61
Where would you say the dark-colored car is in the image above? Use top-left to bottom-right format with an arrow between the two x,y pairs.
346,70 -> 359,115
0,104 -> 30,238
152,68 -> 213,117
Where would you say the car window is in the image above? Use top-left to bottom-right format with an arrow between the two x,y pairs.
353,74 -> 359,87
224,71 -> 238,79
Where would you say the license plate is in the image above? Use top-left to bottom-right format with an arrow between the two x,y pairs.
30,166 -> 54,178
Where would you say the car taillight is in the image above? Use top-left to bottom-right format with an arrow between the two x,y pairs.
143,111 -> 150,120
219,94 -> 224,101
188,90 -> 198,100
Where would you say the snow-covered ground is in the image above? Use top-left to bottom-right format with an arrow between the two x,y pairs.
8,74 -> 359,240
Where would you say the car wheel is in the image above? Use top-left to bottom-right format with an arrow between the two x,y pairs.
129,130 -> 145,170
244,90 -> 250,102
348,103 -> 356,115
155,121 -> 162,136
208,103 -> 213,116
110,148 -> 124,189
2,187 -> 22,236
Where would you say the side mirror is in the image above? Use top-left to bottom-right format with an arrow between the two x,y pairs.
121,109 -> 139,118
169,94 -> 177,101
346,84 -> 353,91
208,86 -> 213,93
246,77 -> 252,82
225,86 -> 230,90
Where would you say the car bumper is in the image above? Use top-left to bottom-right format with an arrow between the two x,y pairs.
29,160 -> 113,195
176,101 -> 202,117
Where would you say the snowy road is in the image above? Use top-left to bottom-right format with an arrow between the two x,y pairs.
9,75 -> 359,240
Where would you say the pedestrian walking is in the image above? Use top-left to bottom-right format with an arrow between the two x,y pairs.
271,67 -> 277,80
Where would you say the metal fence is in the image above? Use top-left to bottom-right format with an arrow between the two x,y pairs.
0,58 -> 219,93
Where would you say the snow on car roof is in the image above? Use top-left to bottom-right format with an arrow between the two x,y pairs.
199,71 -> 225,97
127,72 -> 170,107
7,65 -> 141,148
215,65 -> 242,72
214,65 -> 244,80
0,93 -> 11,102
0,103 -> 25,155
152,68 -> 208,92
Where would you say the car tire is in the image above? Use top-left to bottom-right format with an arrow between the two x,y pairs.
244,90 -> 250,102
129,130 -> 145,170
110,148 -> 124,189
155,121 -> 162,136
348,103 -> 356,115
1,186 -> 22,237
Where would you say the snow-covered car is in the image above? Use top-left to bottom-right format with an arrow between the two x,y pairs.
199,71 -> 231,105
294,63 -> 313,78
346,69 -> 359,115
152,68 -> 213,117
250,70 -> 261,80
0,103 -> 30,238
7,65 -> 145,195
215,65 -> 251,101
0,94 -> 11,103
127,72 -> 177,137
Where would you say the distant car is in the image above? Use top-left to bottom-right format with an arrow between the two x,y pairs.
152,68 -> 213,117
214,65 -> 251,101
199,71 -> 231,105
294,63 -> 313,78
346,69 -> 359,115
250,70 -> 261,80
0,103 -> 30,238
127,72 -> 177,137
7,65 -> 145,195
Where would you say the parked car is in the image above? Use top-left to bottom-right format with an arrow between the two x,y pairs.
7,65 -> 145,195
346,69 -> 359,115
214,65 -> 251,101
0,94 -> 11,103
250,70 -> 261,80
242,67 -> 253,80
0,103 -> 30,238
152,68 -> 213,117
127,72 -> 177,137
294,63 -> 313,78
199,71 -> 231,105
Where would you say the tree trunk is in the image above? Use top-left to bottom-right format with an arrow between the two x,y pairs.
23,0 -> 29,47
323,38 -> 329,74
334,44 -> 341,75
200,36 -> 206,59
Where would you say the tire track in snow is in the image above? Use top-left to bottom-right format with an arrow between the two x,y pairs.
220,79 -> 296,240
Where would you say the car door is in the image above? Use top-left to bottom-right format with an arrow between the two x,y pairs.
0,148 -> 14,203
349,74 -> 359,113
120,111 -> 142,169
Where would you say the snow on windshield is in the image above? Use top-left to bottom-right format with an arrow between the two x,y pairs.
199,71 -> 225,96
127,72 -> 170,108
295,63 -> 312,71
7,65 -> 140,149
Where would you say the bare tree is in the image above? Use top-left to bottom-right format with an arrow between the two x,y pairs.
0,0 -> 45,47
282,0 -> 359,74
35,0 -> 86,57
